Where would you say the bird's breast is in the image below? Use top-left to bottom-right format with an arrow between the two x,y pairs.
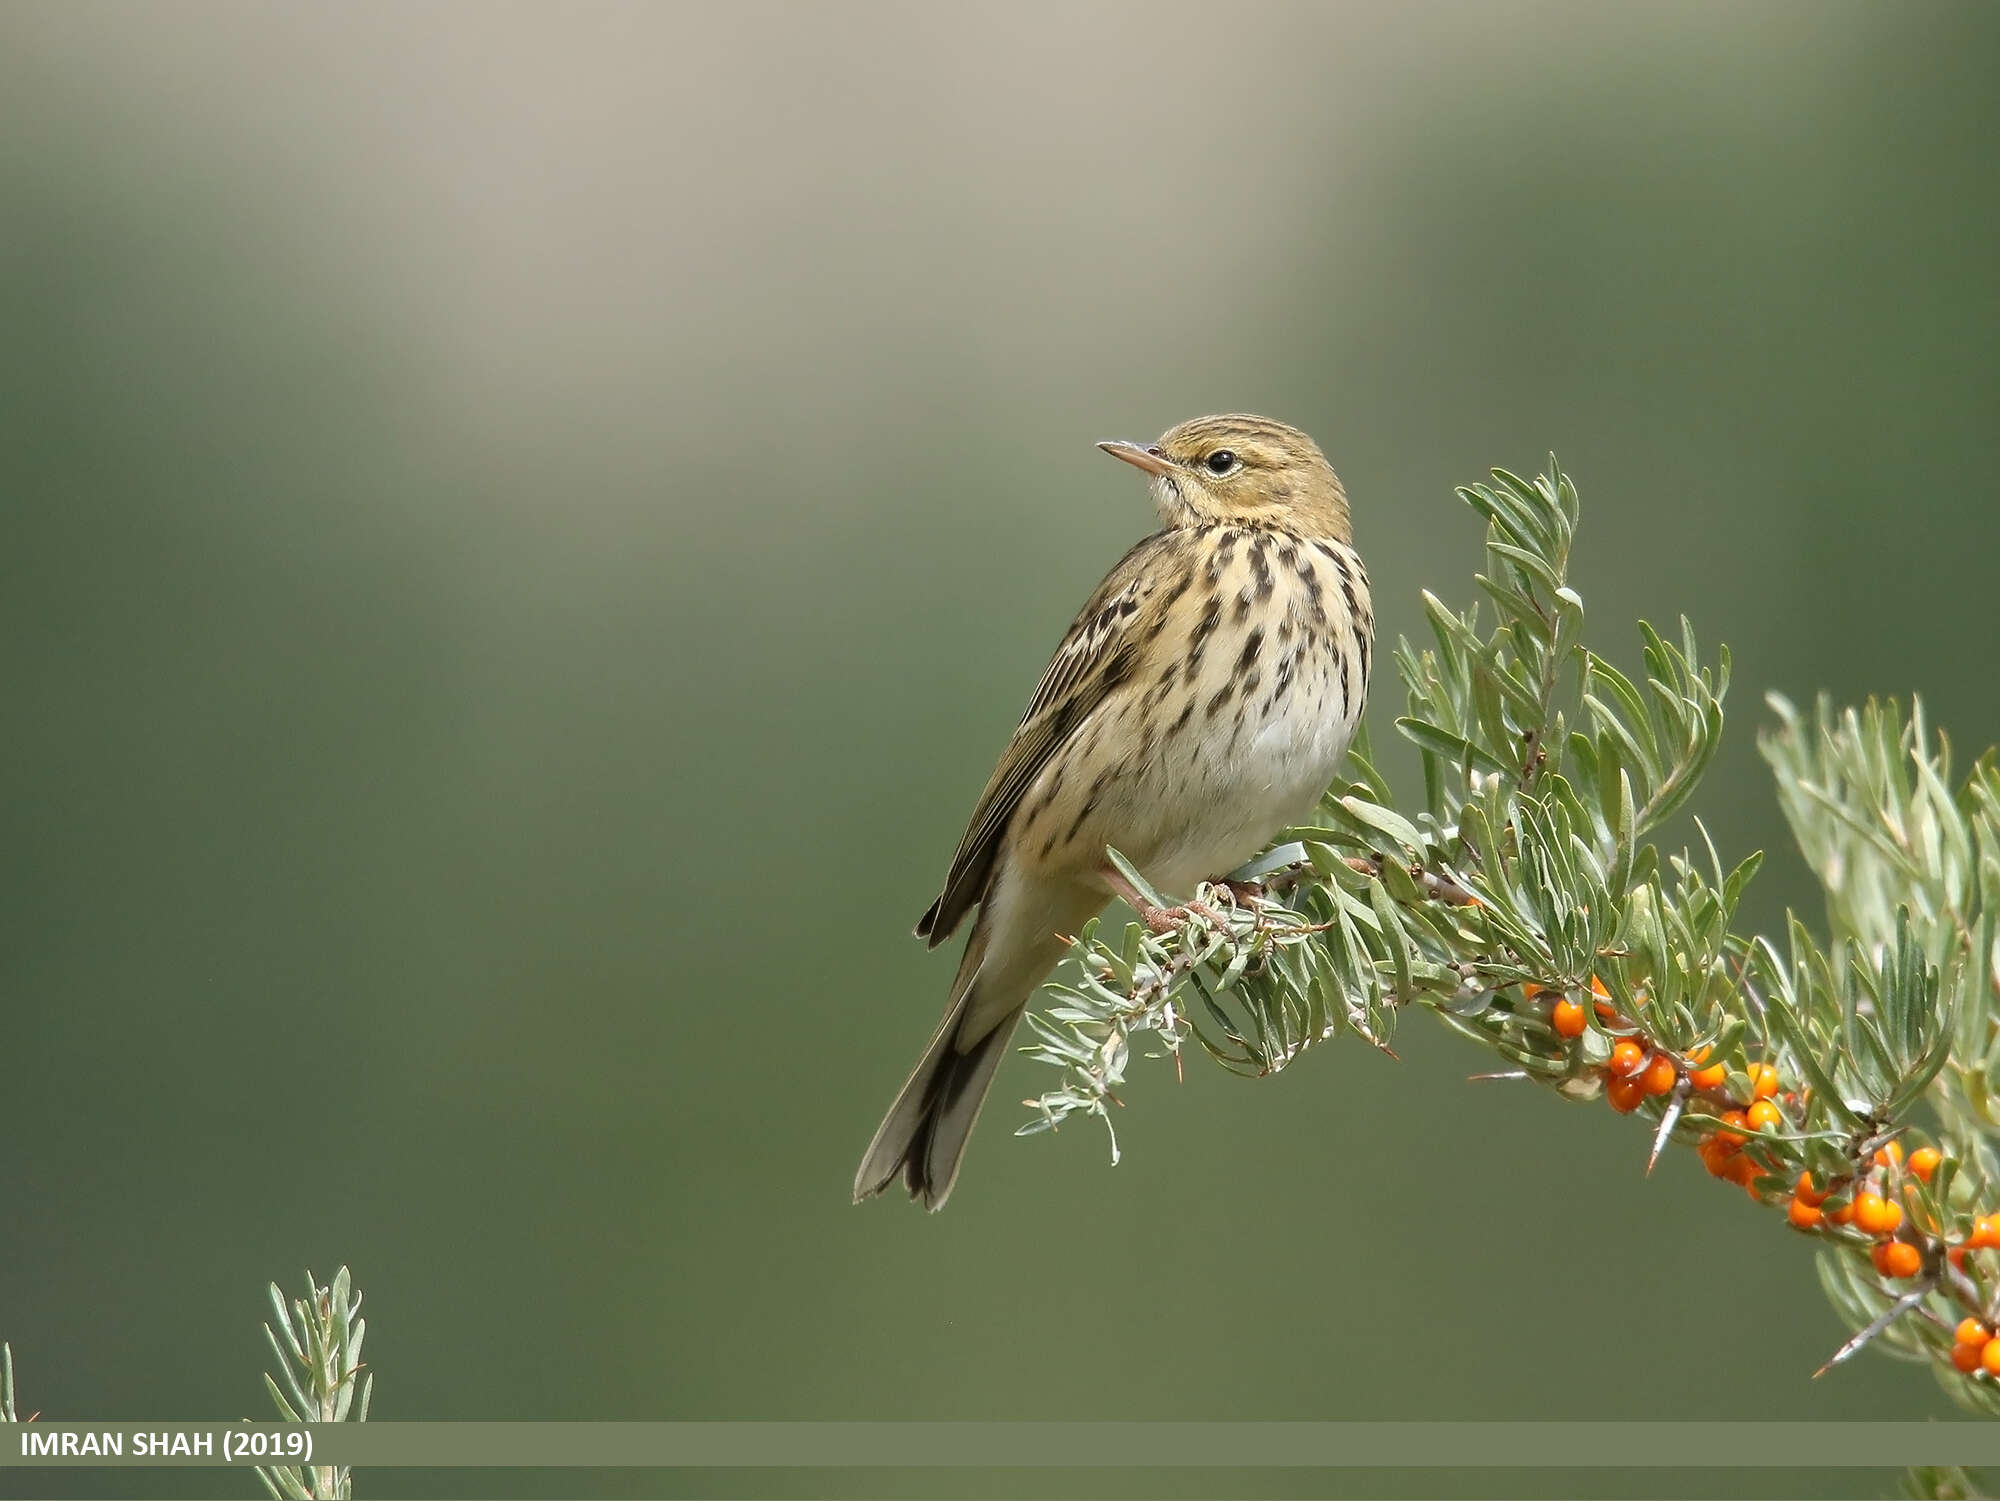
1015,527 -> 1373,897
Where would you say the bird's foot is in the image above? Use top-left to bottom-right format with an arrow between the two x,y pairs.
1101,867 -> 1231,935
1217,878 -> 1277,937
1144,898 -> 1232,934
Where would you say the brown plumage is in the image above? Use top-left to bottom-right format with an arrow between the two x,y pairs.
854,415 -> 1373,1209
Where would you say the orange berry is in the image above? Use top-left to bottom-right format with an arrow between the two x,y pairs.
1873,1141 -> 1905,1170
1787,1196 -> 1823,1229
1699,1135 -> 1739,1178
1853,1193 -> 1904,1236
1589,977 -> 1615,1018
1746,1062 -> 1780,1099
1973,1217 -> 2000,1250
1747,1100 -> 1783,1132
1725,1152 -> 1763,1189
1550,997 -> 1586,1039
1910,1147 -> 1941,1183
1828,1200 -> 1855,1226
1949,1246 -> 1969,1270
1608,1040 -> 1646,1078
1873,1240 -> 1921,1279
1686,1047 -> 1726,1091
1795,1172 -> 1828,1207
1953,1341 -> 1984,1373
1957,1318 -> 1990,1347
1639,1053 -> 1677,1096
1982,1340 -> 2000,1377
1715,1110 -> 1749,1150
1606,1075 -> 1646,1113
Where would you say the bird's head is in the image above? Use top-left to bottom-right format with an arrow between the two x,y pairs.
1098,414 -> 1351,541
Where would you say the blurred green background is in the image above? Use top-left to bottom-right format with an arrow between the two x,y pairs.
3,2 -> 1997,1497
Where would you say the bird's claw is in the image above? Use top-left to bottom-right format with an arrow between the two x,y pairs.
1137,898 -> 1229,935
1100,864 -> 1239,937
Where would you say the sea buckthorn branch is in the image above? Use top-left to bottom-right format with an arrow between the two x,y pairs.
1020,459 -> 2000,1416
1751,699 -> 2000,1404
1340,853 -> 1480,908
256,1267 -> 371,1501
3,1277 -> 370,1484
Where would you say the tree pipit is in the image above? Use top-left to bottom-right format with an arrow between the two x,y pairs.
856,415 -> 1374,1209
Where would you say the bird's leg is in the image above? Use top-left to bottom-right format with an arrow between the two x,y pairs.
1100,866 -> 1230,935
1218,878 -> 1275,937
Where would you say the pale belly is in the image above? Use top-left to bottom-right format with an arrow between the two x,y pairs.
1122,662 -> 1357,894
1136,712 -> 1352,900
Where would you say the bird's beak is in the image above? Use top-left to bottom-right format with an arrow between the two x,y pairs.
1097,440 -> 1176,478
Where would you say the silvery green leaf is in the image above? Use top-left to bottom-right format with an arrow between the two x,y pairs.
268,1284 -> 304,1363
1339,797 -> 1428,857
1439,981 -> 1496,1018
1486,539 -> 1565,597
1228,843 -> 1307,882
262,1372 -> 303,1425
1102,846 -> 1161,908
1396,717 -> 1511,778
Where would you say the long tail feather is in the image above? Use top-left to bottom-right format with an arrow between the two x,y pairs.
853,924 -> 1019,1211
886,1008 -> 1021,1211
857,876 -> 1090,1210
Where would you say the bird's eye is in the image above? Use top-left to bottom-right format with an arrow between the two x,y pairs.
1206,450 -> 1238,475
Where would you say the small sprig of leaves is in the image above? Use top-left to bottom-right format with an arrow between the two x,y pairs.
1020,457 -> 2000,1412
1018,843 -> 1397,1156
256,1267 -> 371,1501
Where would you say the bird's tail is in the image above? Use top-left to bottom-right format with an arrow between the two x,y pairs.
853,917 -> 1045,1211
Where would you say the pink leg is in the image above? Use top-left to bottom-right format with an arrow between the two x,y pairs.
1100,866 -> 1231,934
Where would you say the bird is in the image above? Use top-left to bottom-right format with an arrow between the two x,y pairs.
853,414 -> 1373,1210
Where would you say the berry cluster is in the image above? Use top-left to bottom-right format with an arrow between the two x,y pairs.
1547,982 -> 1683,1110
1788,1148 -> 1924,1275
1540,979 -> 1749,1136
1533,976 -> 2000,1387
1952,1317 -> 2000,1376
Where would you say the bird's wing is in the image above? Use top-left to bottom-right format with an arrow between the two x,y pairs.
915,531 -> 1179,946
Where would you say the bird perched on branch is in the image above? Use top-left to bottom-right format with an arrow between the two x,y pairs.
854,415 -> 1373,1210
